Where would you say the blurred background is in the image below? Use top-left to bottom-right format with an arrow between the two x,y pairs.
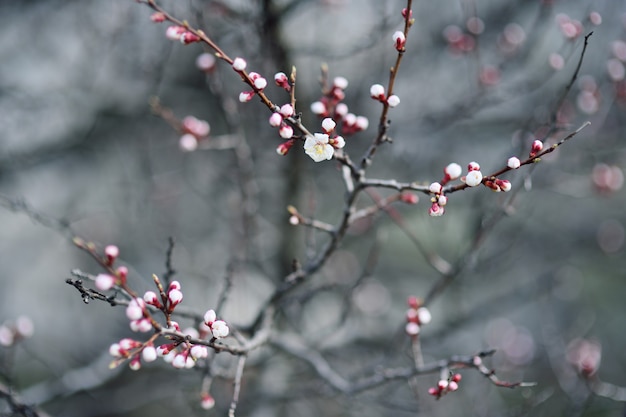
1,0 -> 625,416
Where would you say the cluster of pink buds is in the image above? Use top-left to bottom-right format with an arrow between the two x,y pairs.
370,84 -> 400,108
404,296 -> 431,337
94,244 -> 128,291
443,25 -> 476,54
310,77 -> 369,136
231,58 -> 268,103
271,104 -> 297,155
461,161 -> 484,187
143,280 -> 184,314
427,163 -> 461,217
556,13 -> 583,40
165,25 -> 201,45
303,118 -> 345,162
428,373 -> 462,399
109,338 -> 155,371
159,339 -> 209,370
0,316 -> 34,347
202,309 -> 230,339
179,116 -> 211,152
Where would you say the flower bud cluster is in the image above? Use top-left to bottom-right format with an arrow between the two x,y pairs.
93,244 -> 127,291
428,373 -> 462,399
230,58 -> 269,103
165,25 -> 201,44
0,316 -> 34,347
304,118 -> 345,162
370,84 -> 400,108
202,309 -> 230,339
310,76 -> 369,136
405,296 -> 431,337
462,161 -> 483,187
179,116 -> 211,152
271,103 -> 297,155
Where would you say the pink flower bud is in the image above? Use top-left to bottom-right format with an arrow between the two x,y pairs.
402,8 -> 413,19
438,380 -> 448,390
507,156 -> 521,169
335,103 -> 349,117
150,12 -> 166,23
130,318 -> 152,333
428,387 -> 439,396
496,179 -> 511,192
393,31 -> 406,51
444,163 -> 462,181
172,354 -> 187,369
429,182 -> 442,194
468,161 -> 481,171
438,195 -> 448,206
168,289 -> 183,306
269,112 -> 283,127
179,134 -> 198,152
253,77 -> 268,90
401,192 -> 419,204
142,345 -> 158,362
407,295 -> 419,309
429,202 -> 445,217
143,291 -> 161,307
333,76 -> 349,90
196,53 -> 216,72
279,124 -> 294,139
274,72 -> 290,90
417,307 -> 432,324
387,95 -> 400,107
190,345 -> 208,359
126,298 -> 144,321
180,31 -> 201,44
276,139 -> 295,156
549,53 -> 565,71
330,136 -> 345,149
370,84 -> 386,100
109,343 -> 122,357
239,91 -> 255,102
310,101 -> 327,115
589,11 -> 602,26
165,25 -> 185,41
211,320 -> 229,338
451,373 -> 462,382
321,118 -> 336,133
232,57 -> 247,71
448,381 -> 459,391
201,393 -> 216,410
530,139 -> 543,157
104,245 -> 119,266
279,104 -> 294,118
355,116 -> 369,131
204,309 -> 216,325
465,170 -> 483,187
95,274 -> 115,291
116,266 -> 128,284
129,356 -> 141,371
168,281 -> 181,291
405,322 -> 420,336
